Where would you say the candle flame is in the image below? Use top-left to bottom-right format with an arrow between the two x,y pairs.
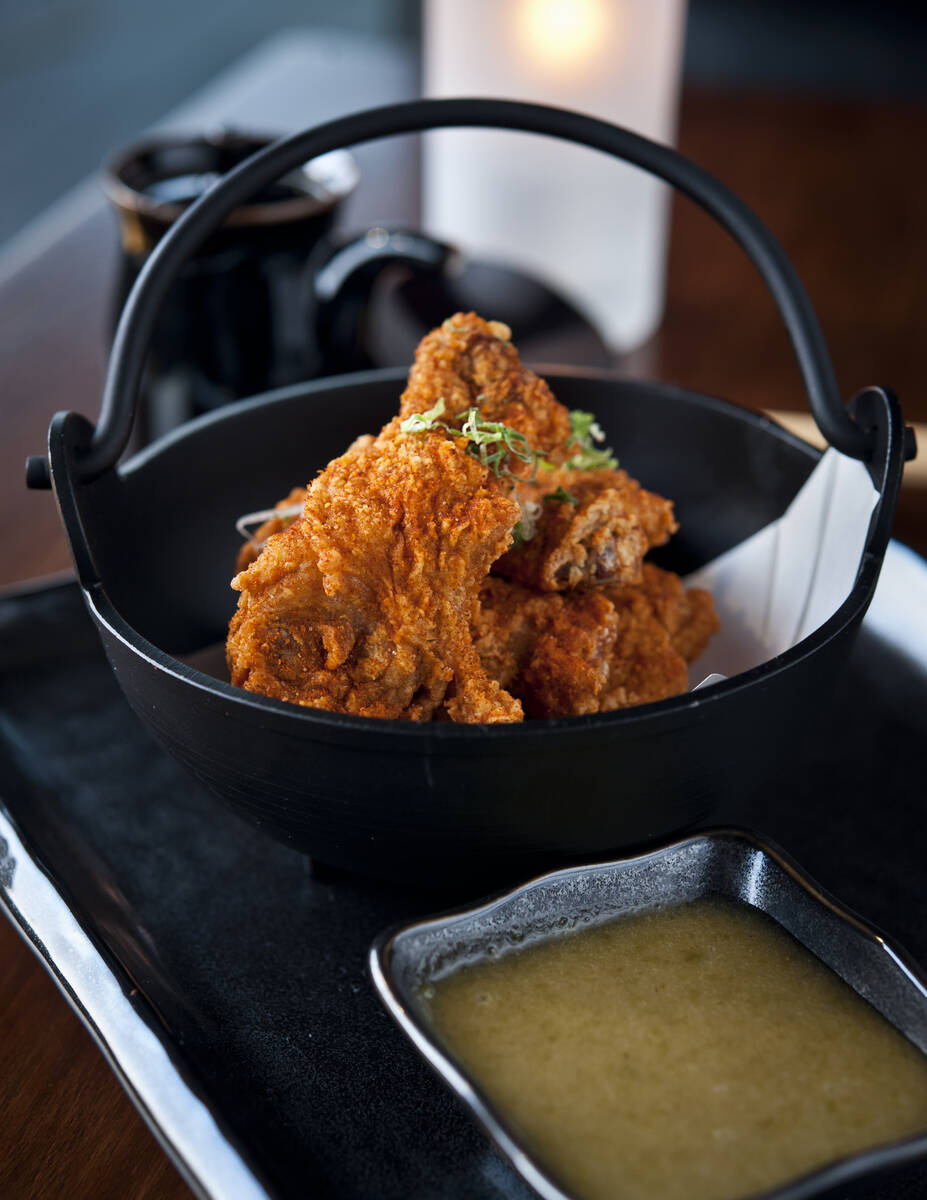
514,0 -> 614,71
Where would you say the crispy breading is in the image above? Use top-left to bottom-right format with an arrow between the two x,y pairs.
399,311 -> 672,591
569,467 -> 679,551
671,589 -> 720,663
399,311 -> 572,460
249,468 -> 677,603
474,564 -> 718,717
227,315 -> 719,723
473,578 -> 618,718
228,428 -> 523,722
517,589 -> 620,717
597,564 -> 721,711
235,435 -> 376,571
492,465 -> 675,592
605,563 -> 720,665
235,486 -> 307,572
598,588 -> 689,711
472,577 -> 562,692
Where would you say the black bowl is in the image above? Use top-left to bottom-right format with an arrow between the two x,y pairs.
45,366 -> 900,884
34,100 -> 910,884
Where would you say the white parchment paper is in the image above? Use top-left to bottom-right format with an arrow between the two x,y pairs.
685,448 -> 880,688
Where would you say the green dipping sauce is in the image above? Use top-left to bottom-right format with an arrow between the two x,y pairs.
423,898 -> 927,1200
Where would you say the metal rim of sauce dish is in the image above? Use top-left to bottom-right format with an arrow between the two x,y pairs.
369,828 -> 927,1200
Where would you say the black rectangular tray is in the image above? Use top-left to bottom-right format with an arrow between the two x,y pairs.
2,549 -> 927,1200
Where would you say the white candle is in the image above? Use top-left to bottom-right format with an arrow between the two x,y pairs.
423,0 -> 687,351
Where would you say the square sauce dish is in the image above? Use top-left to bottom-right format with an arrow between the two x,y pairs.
370,830 -> 927,1200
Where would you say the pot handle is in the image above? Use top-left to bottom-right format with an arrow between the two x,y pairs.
28,98 -> 912,487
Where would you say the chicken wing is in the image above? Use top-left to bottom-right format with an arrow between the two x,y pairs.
399,311 -> 571,461
400,311 -> 673,590
228,424 -> 523,722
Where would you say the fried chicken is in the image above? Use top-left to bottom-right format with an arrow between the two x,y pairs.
607,562 -> 720,665
235,435 -> 376,571
399,311 -> 674,591
235,486 -> 307,572
473,565 -> 719,718
399,312 -> 571,463
598,586 -> 690,712
473,578 -> 618,718
227,314 -> 719,723
492,466 -> 677,592
228,425 -> 523,722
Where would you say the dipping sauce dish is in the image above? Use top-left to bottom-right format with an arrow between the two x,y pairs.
370,830 -> 927,1200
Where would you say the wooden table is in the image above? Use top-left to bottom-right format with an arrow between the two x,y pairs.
2,67 -> 926,1198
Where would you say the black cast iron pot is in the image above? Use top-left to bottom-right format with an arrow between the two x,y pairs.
29,100 -> 911,885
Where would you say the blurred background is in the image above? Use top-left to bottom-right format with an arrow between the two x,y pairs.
2,0 -> 925,248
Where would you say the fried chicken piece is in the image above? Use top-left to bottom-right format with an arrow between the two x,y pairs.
235,435 -> 376,571
228,427 -> 523,723
236,486 -> 307,572
596,564 -> 720,711
474,564 -> 718,717
227,313 -> 718,724
242,463 -> 676,600
492,466 -> 677,592
400,312 -> 674,591
473,578 -> 619,718
605,564 -> 720,665
518,590 -> 619,718
598,589 -> 689,711
399,312 -> 572,461
472,576 -> 561,692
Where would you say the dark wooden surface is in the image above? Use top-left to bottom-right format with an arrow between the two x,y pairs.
1,85 -> 925,1199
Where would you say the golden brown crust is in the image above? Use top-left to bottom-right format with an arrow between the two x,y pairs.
471,577 -> 561,692
235,486 -> 308,572
569,467 -> 678,550
473,579 -> 618,718
474,563 -> 718,718
227,430 -> 523,722
492,467 -> 676,593
517,589 -> 619,718
399,312 -> 572,459
598,589 -> 689,712
226,314 -> 718,722
605,563 -> 721,665
670,588 -> 720,663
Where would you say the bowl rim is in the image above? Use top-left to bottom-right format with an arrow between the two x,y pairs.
63,366 -> 881,744
368,826 -> 927,1200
